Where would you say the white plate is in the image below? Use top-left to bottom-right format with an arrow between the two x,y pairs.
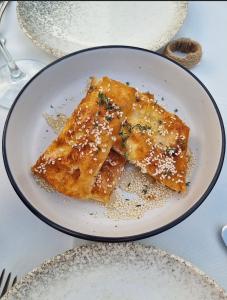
3,243 -> 227,300
17,1 -> 188,57
2,46 -> 225,241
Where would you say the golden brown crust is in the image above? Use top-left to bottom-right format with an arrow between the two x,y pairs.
32,77 -> 190,202
32,77 -> 136,200
90,150 -> 126,203
113,92 -> 189,192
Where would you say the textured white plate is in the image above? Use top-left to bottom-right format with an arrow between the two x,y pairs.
17,1 -> 188,57
2,46 -> 225,241
3,243 -> 227,300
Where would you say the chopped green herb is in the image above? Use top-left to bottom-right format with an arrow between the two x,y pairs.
174,108 -> 178,113
124,152 -> 129,159
136,204 -> 142,207
142,188 -> 148,195
97,92 -> 115,111
89,213 -> 94,215
142,185 -> 148,194
161,96 -> 165,101
97,92 -> 109,106
107,102 -> 115,111
133,124 -> 151,132
186,181 -> 191,187
119,130 -> 126,137
105,115 -> 113,122
127,182 -> 131,187
123,135 -> 128,142
50,104 -> 54,108
125,81 -> 130,86
119,129 -> 129,147
121,139 -> 128,148
125,198 -> 130,201
122,121 -> 132,133
158,120 -> 162,125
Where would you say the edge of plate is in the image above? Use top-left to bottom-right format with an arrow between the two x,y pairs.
3,243 -> 227,299
2,45 -> 226,243
16,1 -> 188,57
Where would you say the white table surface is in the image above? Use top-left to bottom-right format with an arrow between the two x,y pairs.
1,0 -> 227,292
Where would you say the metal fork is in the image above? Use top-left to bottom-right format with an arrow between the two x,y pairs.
0,269 -> 17,298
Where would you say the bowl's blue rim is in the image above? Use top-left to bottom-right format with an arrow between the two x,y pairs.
2,45 -> 226,242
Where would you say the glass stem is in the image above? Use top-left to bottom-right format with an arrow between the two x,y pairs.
0,37 -> 25,80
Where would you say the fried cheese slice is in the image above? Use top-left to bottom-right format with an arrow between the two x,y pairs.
90,150 -> 126,203
113,92 -> 190,192
32,77 -> 136,199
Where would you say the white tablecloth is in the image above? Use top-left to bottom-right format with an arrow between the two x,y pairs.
1,1 -> 227,291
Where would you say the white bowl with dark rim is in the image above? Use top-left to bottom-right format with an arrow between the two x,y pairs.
2,46 -> 225,242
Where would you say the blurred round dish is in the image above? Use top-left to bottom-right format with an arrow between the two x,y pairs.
17,1 -> 188,57
3,243 -> 227,300
2,46 -> 225,241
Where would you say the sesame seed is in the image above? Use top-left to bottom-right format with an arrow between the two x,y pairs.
105,165 -> 176,220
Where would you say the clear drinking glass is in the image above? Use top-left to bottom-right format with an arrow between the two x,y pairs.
0,35 -> 45,109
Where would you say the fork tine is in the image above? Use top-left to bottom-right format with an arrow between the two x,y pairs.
0,269 -> 5,287
12,276 -> 17,287
0,272 -> 11,298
